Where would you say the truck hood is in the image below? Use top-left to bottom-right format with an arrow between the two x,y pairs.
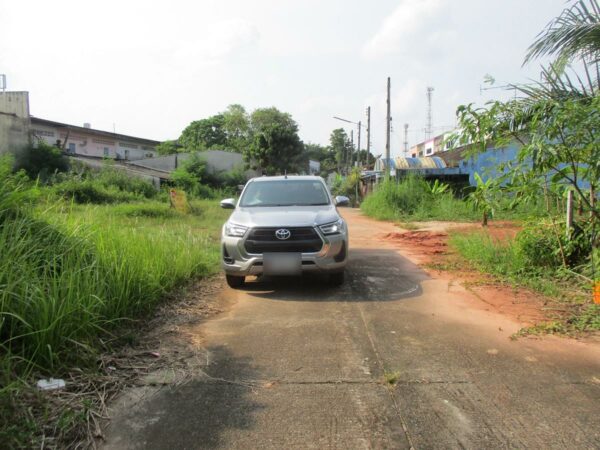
229,205 -> 340,228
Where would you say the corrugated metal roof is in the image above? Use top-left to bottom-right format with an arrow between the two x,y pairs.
392,156 -> 447,170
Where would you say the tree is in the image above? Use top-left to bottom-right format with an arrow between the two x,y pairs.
524,0 -> 600,68
179,115 -> 227,151
304,142 -> 337,175
245,107 -> 305,174
329,128 -> 353,173
155,140 -> 182,155
456,0 -> 600,273
222,104 -> 250,152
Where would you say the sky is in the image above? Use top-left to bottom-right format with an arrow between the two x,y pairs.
0,0 -> 566,157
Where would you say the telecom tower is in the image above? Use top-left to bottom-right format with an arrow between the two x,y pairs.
403,123 -> 409,154
425,86 -> 434,140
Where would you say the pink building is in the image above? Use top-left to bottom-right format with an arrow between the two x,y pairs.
30,117 -> 158,161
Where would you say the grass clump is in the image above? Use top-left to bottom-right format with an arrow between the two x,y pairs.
383,371 -> 401,386
450,222 -> 599,334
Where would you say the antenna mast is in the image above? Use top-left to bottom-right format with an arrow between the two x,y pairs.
425,86 -> 434,140
403,123 -> 409,154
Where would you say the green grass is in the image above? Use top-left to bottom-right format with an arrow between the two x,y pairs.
449,231 -> 599,333
0,155 -> 233,446
361,178 -> 549,223
0,198 -> 229,447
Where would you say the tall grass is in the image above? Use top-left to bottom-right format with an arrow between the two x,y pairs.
361,176 -> 549,222
361,177 -> 477,221
1,191 -> 228,375
0,157 -> 231,446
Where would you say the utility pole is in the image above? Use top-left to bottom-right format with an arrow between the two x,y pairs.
356,121 -> 361,168
349,129 -> 354,175
366,106 -> 371,168
403,123 -> 409,155
385,77 -> 391,177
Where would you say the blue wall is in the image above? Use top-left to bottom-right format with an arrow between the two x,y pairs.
462,143 -> 521,186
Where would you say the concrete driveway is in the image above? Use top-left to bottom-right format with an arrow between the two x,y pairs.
104,208 -> 600,449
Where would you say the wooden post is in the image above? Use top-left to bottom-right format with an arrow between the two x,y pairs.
566,190 -> 574,238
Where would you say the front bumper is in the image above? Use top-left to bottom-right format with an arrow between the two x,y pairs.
221,227 -> 348,276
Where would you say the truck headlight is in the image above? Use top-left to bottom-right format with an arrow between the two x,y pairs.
319,219 -> 344,235
224,222 -> 248,237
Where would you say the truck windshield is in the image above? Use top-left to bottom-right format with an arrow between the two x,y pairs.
239,180 -> 330,207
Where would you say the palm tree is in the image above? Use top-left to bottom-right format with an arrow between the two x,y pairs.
524,0 -> 600,67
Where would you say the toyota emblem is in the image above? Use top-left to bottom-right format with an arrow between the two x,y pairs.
275,229 -> 291,240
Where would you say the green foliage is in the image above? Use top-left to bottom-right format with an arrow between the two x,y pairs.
451,225 -> 600,334
361,176 -> 474,221
222,104 -> 250,152
155,139 -> 182,155
179,114 -> 228,151
524,0 -> 600,67
171,153 -> 208,194
305,142 -> 337,176
331,168 -> 361,205
15,142 -> 69,180
467,173 -> 500,226
170,153 -> 244,198
246,107 -> 305,174
0,194 -> 227,377
329,128 -> 353,172
50,168 -> 157,204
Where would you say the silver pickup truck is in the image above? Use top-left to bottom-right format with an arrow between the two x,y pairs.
220,175 -> 349,288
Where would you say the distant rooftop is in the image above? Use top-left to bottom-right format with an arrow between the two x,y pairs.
30,116 -> 160,146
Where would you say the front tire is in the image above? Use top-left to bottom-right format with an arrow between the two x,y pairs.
226,274 -> 245,288
329,271 -> 344,286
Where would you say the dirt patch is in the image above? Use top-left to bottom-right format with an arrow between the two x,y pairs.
379,224 -> 550,329
383,231 -> 448,256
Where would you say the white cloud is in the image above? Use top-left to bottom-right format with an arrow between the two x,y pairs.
173,18 -> 260,67
362,0 -> 447,59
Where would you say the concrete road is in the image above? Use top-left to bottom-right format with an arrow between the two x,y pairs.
104,209 -> 600,449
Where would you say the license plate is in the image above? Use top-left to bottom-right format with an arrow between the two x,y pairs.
263,253 -> 301,276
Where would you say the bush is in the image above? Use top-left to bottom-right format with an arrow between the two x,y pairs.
95,169 -> 157,198
361,176 -> 477,221
516,221 -> 563,270
52,179 -> 140,204
15,142 -> 69,180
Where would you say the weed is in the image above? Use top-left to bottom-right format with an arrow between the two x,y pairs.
383,371 -> 401,386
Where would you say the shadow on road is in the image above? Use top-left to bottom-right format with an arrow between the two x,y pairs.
244,248 -> 430,302
106,345 -> 265,449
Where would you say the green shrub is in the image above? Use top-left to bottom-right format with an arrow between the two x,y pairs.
14,142 -> 69,180
52,179 -> 140,204
95,169 -> 157,198
112,203 -> 180,219
516,221 -> 563,270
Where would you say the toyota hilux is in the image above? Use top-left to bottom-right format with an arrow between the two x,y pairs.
220,175 -> 349,288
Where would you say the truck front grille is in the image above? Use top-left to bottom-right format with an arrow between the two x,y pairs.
244,227 -> 323,254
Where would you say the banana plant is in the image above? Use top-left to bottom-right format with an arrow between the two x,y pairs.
468,173 -> 500,226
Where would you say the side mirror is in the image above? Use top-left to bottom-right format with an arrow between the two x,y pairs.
220,198 -> 236,209
334,196 -> 350,207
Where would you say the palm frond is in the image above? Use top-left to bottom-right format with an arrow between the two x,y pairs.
524,0 -> 600,66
